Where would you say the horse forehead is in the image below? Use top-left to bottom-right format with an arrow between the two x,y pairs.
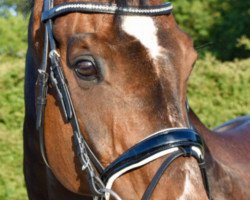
53,13 -> 113,43
121,16 -> 163,60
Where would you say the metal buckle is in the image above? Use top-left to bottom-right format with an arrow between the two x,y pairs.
49,49 -> 60,59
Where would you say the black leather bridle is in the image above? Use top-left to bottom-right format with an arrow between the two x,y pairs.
36,0 -> 212,199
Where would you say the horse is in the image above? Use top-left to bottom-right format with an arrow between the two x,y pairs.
23,0 -> 250,199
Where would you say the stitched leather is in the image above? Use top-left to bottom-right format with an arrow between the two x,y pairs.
101,129 -> 203,183
42,2 -> 173,22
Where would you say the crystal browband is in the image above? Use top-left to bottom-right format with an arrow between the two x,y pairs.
42,2 -> 173,22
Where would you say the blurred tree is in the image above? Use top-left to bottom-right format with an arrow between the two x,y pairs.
0,14 -> 28,57
171,0 -> 218,53
0,0 -> 32,16
210,0 -> 250,60
0,0 -> 28,57
171,0 -> 250,60
173,0 -> 216,46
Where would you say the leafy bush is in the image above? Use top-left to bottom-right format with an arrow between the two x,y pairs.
172,0 -> 250,60
188,54 -> 250,127
0,56 -> 24,130
210,0 -> 250,60
0,14 -> 28,57
172,0 -> 217,46
0,56 -> 27,200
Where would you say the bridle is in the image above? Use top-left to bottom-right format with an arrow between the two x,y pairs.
36,0 -> 212,199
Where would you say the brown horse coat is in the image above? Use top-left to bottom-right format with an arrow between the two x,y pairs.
24,0 -> 250,199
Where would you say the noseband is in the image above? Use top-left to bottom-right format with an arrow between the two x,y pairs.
36,0 -> 212,199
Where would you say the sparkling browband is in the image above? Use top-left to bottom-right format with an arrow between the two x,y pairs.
42,2 -> 173,22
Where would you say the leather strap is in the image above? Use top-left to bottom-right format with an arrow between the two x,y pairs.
101,129 -> 203,185
42,2 -> 173,22
142,149 -> 185,200
36,0 -> 53,168
142,148 -> 212,200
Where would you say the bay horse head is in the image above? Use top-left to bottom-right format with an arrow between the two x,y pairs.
27,0 -> 211,199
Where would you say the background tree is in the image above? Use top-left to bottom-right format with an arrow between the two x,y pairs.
0,0 -> 32,16
172,0 -> 250,60
210,0 -> 250,60
0,0 -> 28,57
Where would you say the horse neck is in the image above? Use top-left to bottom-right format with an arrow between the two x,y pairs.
189,108 -> 217,147
188,108 -> 224,164
188,108 -> 249,199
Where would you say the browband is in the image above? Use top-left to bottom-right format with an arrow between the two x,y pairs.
42,2 -> 173,22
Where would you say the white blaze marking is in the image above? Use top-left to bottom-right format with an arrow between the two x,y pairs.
121,16 -> 161,59
178,174 -> 192,200
177,161 -> 203,200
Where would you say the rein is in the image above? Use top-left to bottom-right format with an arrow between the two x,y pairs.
36,0 -> 212,199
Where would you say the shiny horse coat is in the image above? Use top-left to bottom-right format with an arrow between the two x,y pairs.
24,0 -> 250,199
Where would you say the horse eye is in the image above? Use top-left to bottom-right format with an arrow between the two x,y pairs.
74,59 -> 98,80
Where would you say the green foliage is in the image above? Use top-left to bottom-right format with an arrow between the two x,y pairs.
172,0 -> 217,45
171,0 -> 250,60
0,12 -> 27,200
188,54 -> 250,127
210,0 -> 250,60
0,0 -> 31,15
0,56 -> 24,130
0,14 -> 28,57
0,56 -> 27,200
237,35 -> 250,51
